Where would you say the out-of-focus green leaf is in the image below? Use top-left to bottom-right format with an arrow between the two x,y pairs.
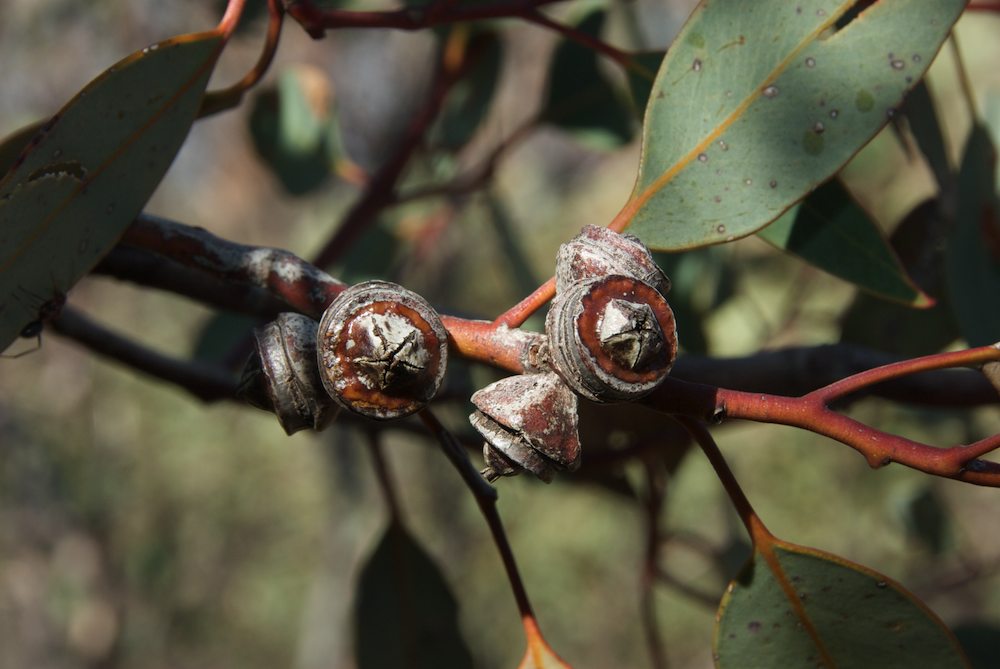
902,80 -> 952,193
355,522 -> 473,669
485,193 -> 539,298
625,51 -> 665,118
541,9 -> 635,149
627,0 -> 965,250
715,540 -> 969,668
249,66 -> 338,195
896,484 -> 951,555
334,219 -> 401,285
759,178 -> 929,305
0,32 -> 224,352
946,124 -> 1000,347
433,31 -> 503,150
192,311 -> 259,363
840,198 -> 960,355
653,247 -> 735,354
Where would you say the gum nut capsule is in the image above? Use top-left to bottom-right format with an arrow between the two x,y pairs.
469,372 -> 581,483
238,312 -> 338,435
555,225 -> 671,296
546,274 -> 677,402
317,281 -> 448,420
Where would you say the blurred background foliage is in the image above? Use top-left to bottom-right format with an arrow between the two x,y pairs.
1,1 -> 999,667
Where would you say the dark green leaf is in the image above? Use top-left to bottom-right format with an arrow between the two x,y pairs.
715,541 -> 969,667
0,120 -> 46,178
902,80 -> 952,193
624,51 -> 665,118
433,31 -> 503,150
191,311 -> 259,363
840,198 -> 960,355
953,622 -> 1000,669
759,178 -> 929,305
628,0 -> 965,250
0,32 -> 223,351
946,124 -> 1000,347
652,247 -> 735,354
897,484 -> 950,555
355,522 -> 473,669
249,67 -> 336,195
541,10 -> 635,149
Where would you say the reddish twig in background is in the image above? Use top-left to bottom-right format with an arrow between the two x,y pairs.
418,409 -> 570,666
395,115 -> 541,204
367,431 -> 404,522
308,30 -> 486,270
286,0 -> 565,38
521,7 -> 635,69
201,0 -> 285,117
639,460 -> 669,669
217,0 -> 249,38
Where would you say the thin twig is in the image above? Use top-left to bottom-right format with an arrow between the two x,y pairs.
201,0 -> 285,117
645,345 -> 1000,487
51,306 -> 238,402
286,0 -> 566,38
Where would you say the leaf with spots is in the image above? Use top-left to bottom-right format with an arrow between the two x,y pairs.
759,178 -> 930,305
714,539 -> 969,668
620,0 -> 966,250
0,31 -> 225,351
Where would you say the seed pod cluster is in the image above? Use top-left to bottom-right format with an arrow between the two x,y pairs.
470,226 -> 677,482
547,227 -> 677,402
240,281 -> 449,429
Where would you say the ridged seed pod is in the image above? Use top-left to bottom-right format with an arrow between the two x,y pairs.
469,371 -> 581,483
317,281 -> 448,420
546,274 -> 677,402
238,312 -> 338,435
555,225 -> 671,296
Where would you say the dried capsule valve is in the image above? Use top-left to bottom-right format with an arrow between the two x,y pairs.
555,225 -> 671,296
317,281 -> 448,420
238,312 -> 338,435
470,372 -> 581,483
547,274 -> 677,402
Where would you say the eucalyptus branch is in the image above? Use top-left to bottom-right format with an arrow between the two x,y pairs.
110,217 -> 999,407
647,346 -> 1000,487
122,213 -> 346,319
51,306 -> 238,402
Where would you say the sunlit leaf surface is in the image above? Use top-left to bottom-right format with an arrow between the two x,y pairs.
627,0 -> 965,250
715,541 -> 968,668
